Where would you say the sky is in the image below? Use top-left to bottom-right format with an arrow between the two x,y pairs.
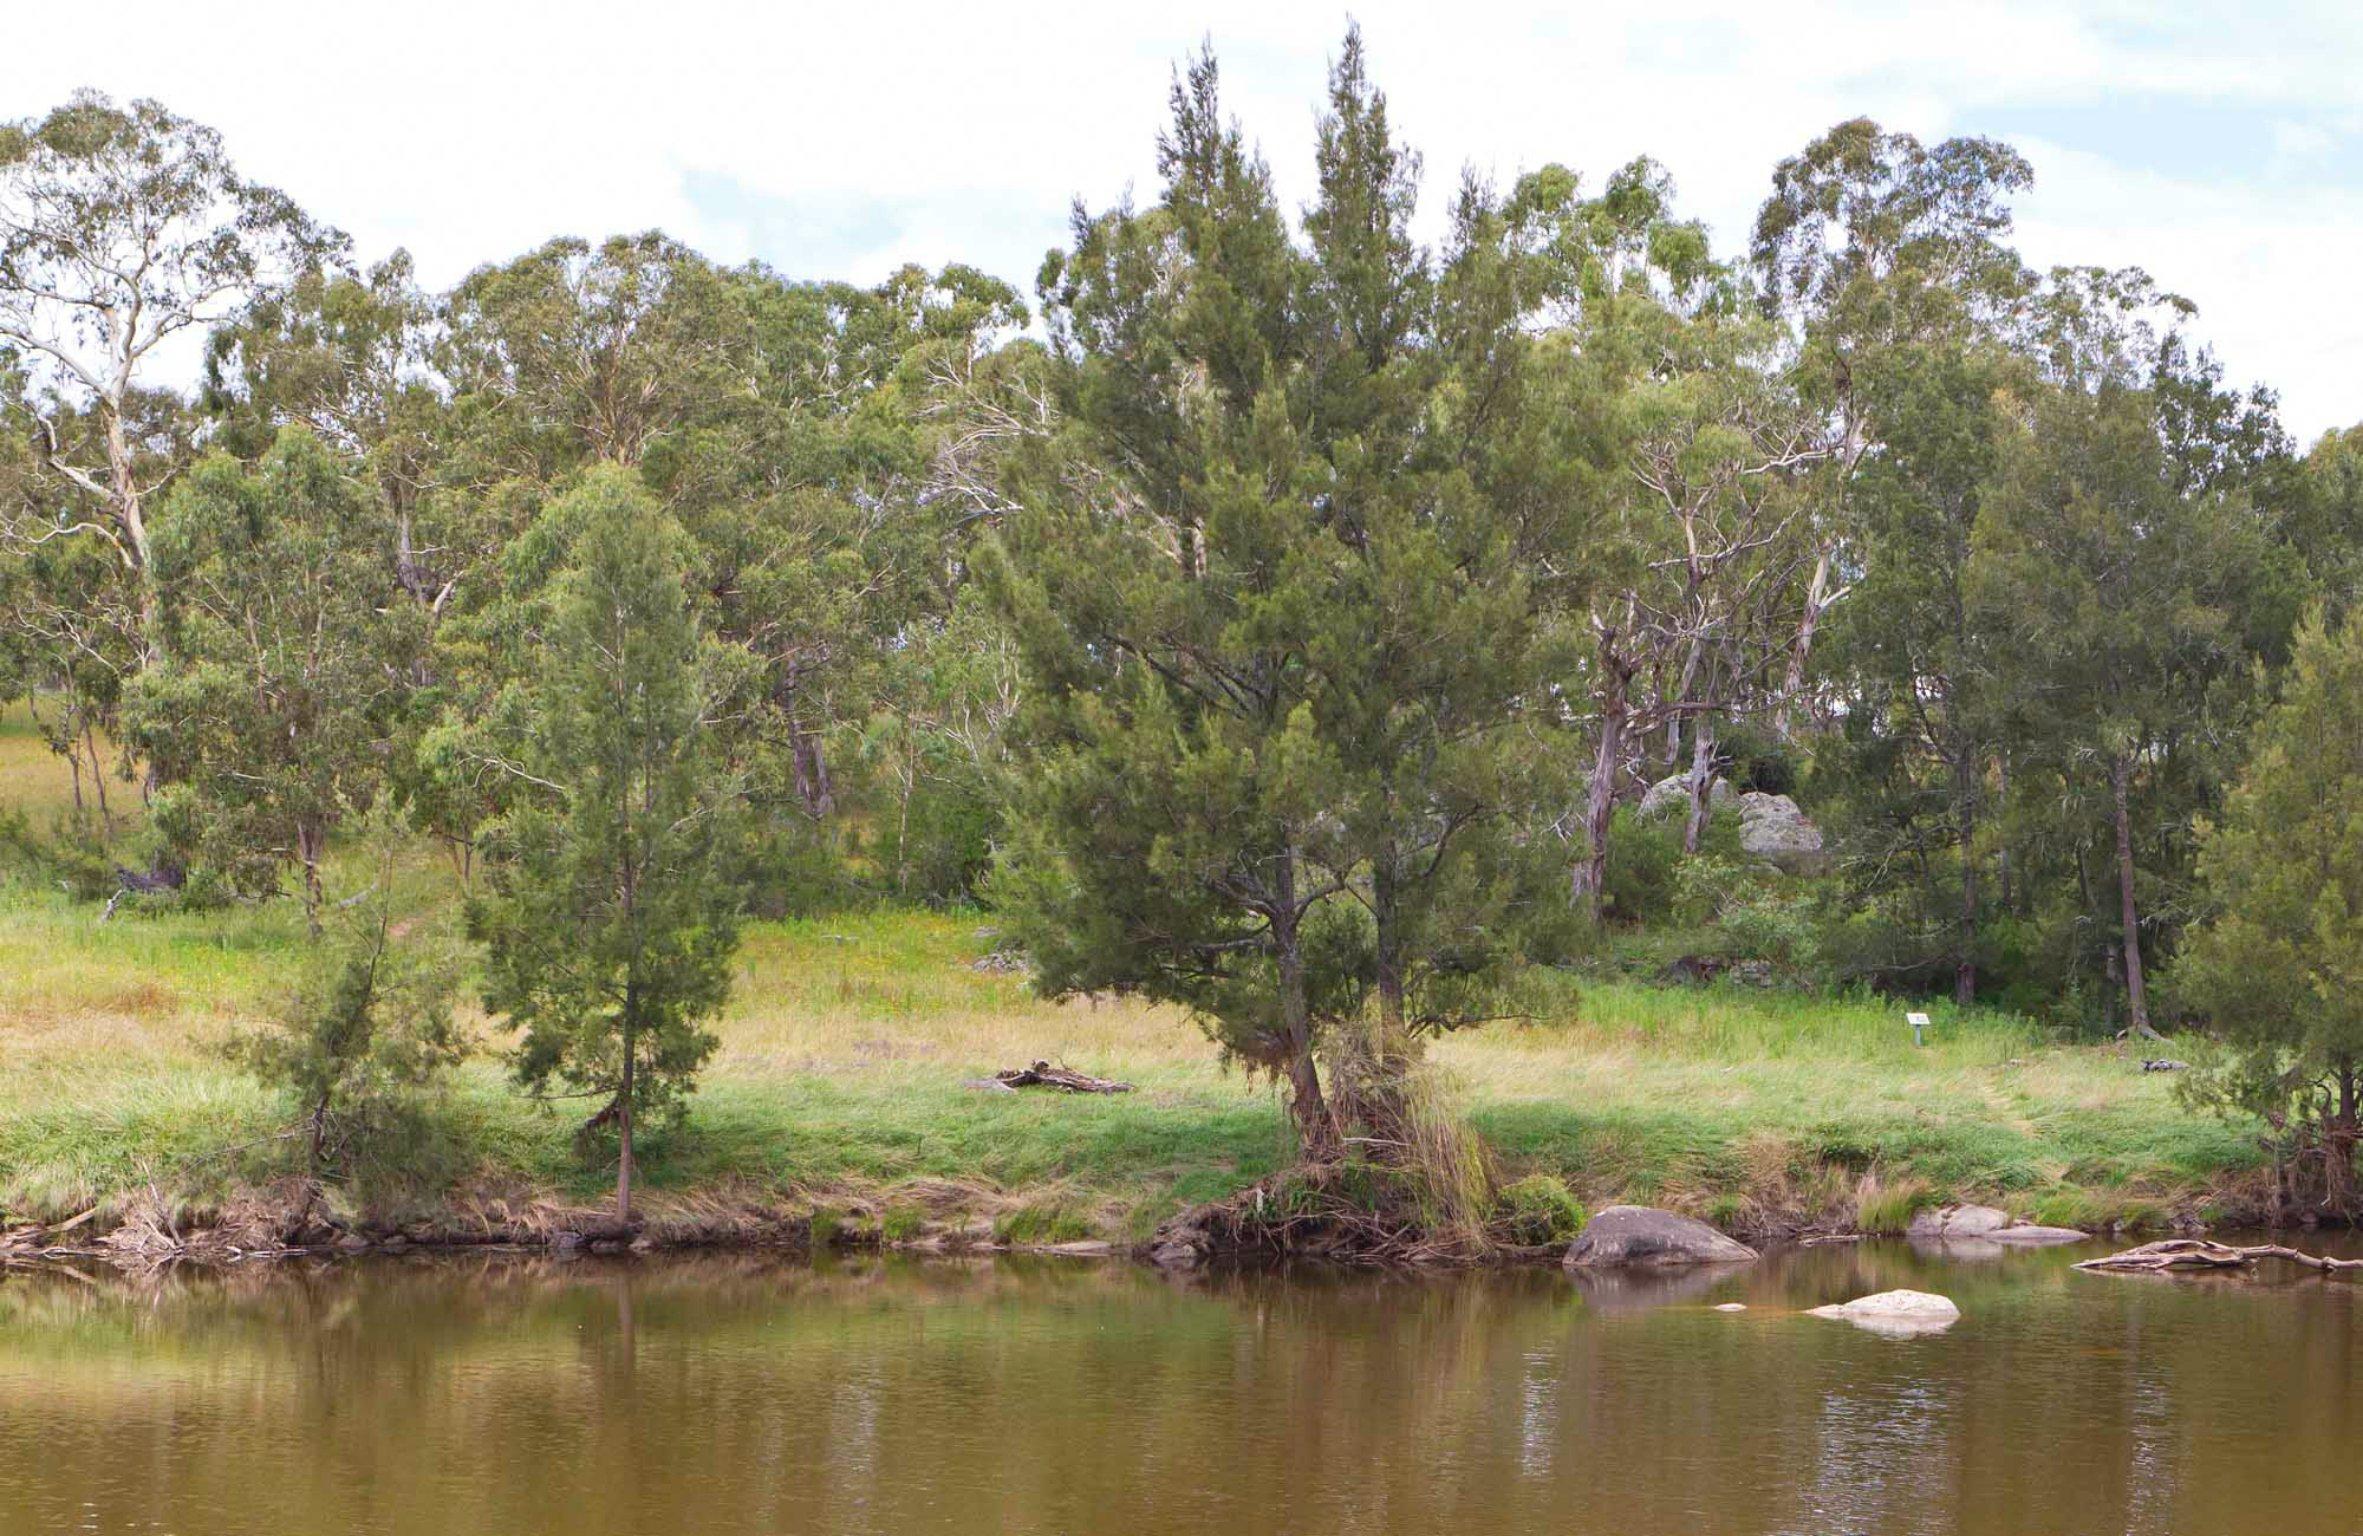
14,0 -> 2361,442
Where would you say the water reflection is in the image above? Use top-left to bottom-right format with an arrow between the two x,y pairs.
0,1238 -> 2354,1535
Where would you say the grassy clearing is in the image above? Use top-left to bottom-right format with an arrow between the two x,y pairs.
0,703 -> 2265,1239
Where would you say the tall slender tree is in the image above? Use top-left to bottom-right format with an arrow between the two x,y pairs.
471,470 -> 740,1222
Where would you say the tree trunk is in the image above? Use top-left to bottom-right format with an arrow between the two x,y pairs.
2110,752 -> 2162,1040
1953,751 -> 1978,1008
298,821 -> 327,939
617,1008 -> 638,1226
1995,752 -> 2013,910
1272,847 -> 1335,1160
789,710 -> 834,819
1775,549 -> 1833,738
1683,716 -> 1716,856
1571,680 -> 1628,920
84,717 -> 112,833
2332,1060 -> 2360,1211
1372,836 -> 1403,1036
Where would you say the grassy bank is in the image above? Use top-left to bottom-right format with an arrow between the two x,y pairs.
0,706 -> 2267,1244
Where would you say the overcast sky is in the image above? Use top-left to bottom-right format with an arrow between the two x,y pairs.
15,1 -> 2360,441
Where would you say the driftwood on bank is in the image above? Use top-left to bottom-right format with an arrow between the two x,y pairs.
2076,1238 -> 2363,1275
973,1061 -> 1133,1095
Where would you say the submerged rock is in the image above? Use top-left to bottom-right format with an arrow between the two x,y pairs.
1564,1205 -> 1759,1269
1908,1204 -> 2012,1239
1808,1289 -> 1961,1337
1987,1224 -> 2089,1245
1909,1205 -> 2088,1245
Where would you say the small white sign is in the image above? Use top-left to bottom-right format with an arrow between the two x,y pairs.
1905,1012 -> 1931,1028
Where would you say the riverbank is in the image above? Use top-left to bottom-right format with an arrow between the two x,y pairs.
0,710 -> 2274,1256
0,878 -> 2274,1254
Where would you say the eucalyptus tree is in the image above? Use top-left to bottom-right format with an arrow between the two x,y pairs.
653,259 -> 1026,833
1812,343 -> 2018,1000
1972,271 -> 2296,1034
129,430 -> 421,930
204,253 -> 456,619
1751,118 -> 2033,718
0,91 -> 340,660
1539,167 -> 1823,908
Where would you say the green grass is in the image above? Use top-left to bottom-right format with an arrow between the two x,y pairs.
0,702 -> 2269,1240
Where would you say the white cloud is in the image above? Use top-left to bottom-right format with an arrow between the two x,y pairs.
11,0 -> 2360,436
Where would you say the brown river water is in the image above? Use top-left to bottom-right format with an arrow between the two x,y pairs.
1,1235 -> 2358,1535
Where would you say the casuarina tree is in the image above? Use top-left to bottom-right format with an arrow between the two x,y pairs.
470,468 -> 740,1223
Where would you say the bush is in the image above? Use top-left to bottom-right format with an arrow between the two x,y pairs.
1492,1173 -> 1588,1246
225,905 -> 466,1202
1600,805 -> 1685,924
1716,720 -> 1800,797
0,807 -> 121,902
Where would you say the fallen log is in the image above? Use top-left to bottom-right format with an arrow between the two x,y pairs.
2076,1238 -> 2363,1275
991,1060 -> 1133,1095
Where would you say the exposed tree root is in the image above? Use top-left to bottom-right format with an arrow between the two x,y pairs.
2076,1238 -> 2363,1275
1149,1163 -> 1497,1269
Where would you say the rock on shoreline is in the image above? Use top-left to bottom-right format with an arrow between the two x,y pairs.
1564,1205 -> 1759,1268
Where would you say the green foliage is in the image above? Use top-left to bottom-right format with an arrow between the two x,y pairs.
130,430 -> 420,928
469,472 -> 742,1218
1492,1173 -> 1587,1246
993,30 -> 1552,1159
1599,806 -> 1686,925
226,895 -> 464,1198
0,808 -> 119,903
2174,609 -> 2363,1208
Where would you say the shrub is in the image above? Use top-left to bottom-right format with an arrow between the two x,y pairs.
0,808 -> 122,902
1601,806 -> 1685,924
1492,1173 -> 1588,1246
226,905 -> 465,1203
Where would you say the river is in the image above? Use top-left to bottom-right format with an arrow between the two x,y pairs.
1,1235 -> 2356,1534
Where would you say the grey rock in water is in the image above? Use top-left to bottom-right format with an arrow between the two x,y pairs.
1908,1203 -> 2012,1239
1908,1204 -> 2087,1245
1638,773 -> 1736,819
1735,792 -> 1828,875
1987,1224 -> 2089,1245
1564,1205 -> 1759,1269
1807,1289 -> 1961,1336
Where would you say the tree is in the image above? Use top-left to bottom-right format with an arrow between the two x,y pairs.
0,91 -> 339,659
470,469 -> 740,1224
991,43 -> 1346,1154
2175,610 -> 2363,1214
205,252 -> 453,616
129,430 -> 420,929
1543,171 -> 1821,910
1752,118 -> 2034,733
1973,358 -> 2286,1037
1814,345 -> 2017,1003
994,33 -> 1550,1178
